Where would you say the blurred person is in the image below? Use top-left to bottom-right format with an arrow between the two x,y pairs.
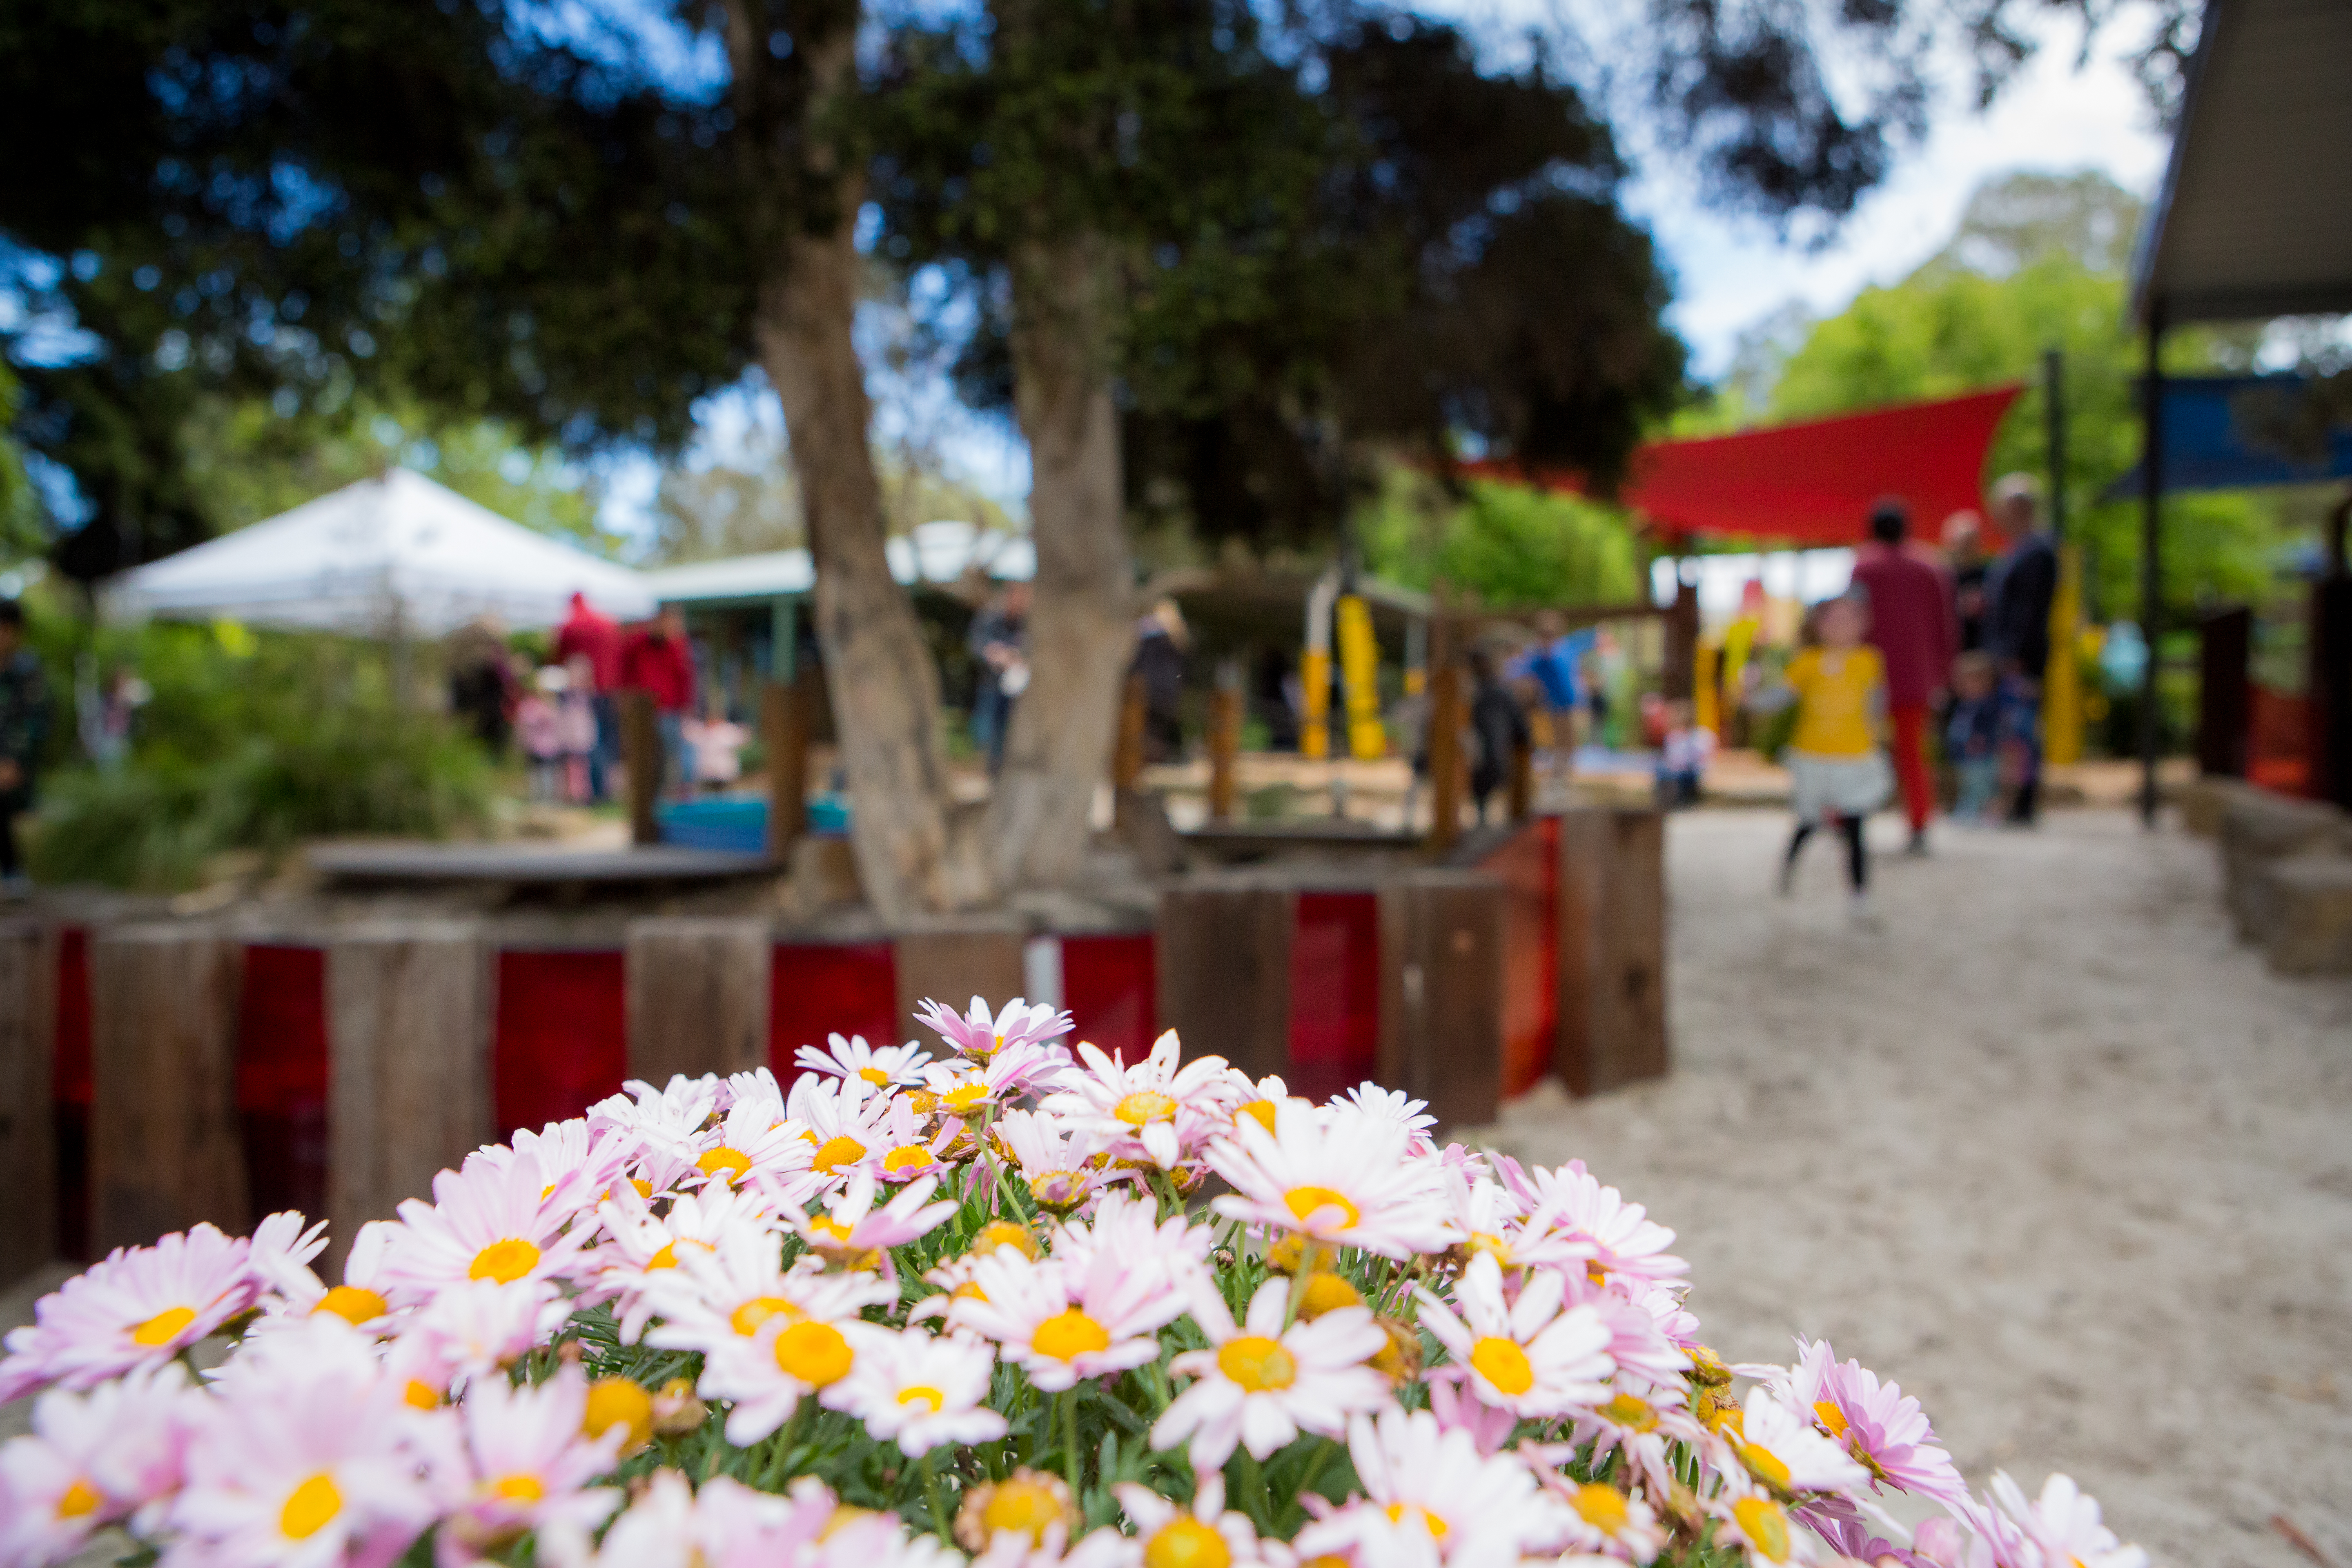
76,660 -> 148,772
684,694 -> 750,793
1654,698 -> 1713,808
445,615 -> 519,755
1252,648 -> 1299,752
554,590 -> 623,800
968,581 -> 1029,774
1985,474 -> 2057,825
1850,497 -> 1956,855
621,605 -> 698,797
1466,646 -> 1528,826
557,655 -> 599,803
517,667 -> 566,802
1942,511 -> 1991,653
1130,599 -> 1189,762
0,600 -> 51,895
1943,651 -> 2004,823
1774,591 -> 1890,923
1507,610 -> 1595,772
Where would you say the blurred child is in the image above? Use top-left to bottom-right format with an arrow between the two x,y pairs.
1776,591 -> 1892,921
557,654 -> 599,803
683,696 -> 749,794
517,667 -> 567,802
1654,698 -> 1713,808
1466,647 -> 1530,826
1944,651 -> 2003,823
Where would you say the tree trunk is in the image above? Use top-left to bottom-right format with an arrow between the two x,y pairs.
740,7 -> 980,919
983,234 -> 1136,889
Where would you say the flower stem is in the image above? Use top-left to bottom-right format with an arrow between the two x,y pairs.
1062,1389 -> 1084,1501
923,1449 -> 952,1539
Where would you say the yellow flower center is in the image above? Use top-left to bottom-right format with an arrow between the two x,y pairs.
1146,1518 -> 1233,1568
731,1295 -> 802,1336
942,1083 -> 990,1111
898,1384 -> 947,1412
1237,1100 -> 1279,1134
883,1144 -> 934,1173
1385,1503 -> 1449,1540
1463,1232 -> 1515,1268
697,1146 -> 753,1181
405,1379 -> 441,1409
1294,1272 -> 1362,1319
1031,1307 -> 1111,1362
1812,1400 -> 1849,1438
129,1305 -> 196,1347
1733,1497 -> 1790,1564
773,1321 -> 855,1386
491,1474 -> 545,1503
313,1286 -> 388,1326
583,1377 -> 654,1452
973,1220 -> 1040,1258
979,1477 -> 1068,1542
1470,1336 -> 1535,1396
1572,1483 -> 1630,1532
812,1135 -> 867,1173
1741,1442 -> 1794,1493
1585,1259 -> 1610,1285
468,1238 -> 541,1284
630,1178 -> 654,1198
1283,1185 -> 1360,1229
1216,1334 -> 1298,1392
810,1216 -> 856,1246
279,1473 -> 342,1539
859,1066 -> 892,1084
1599,1392 -> 1657,1431
1114,1090 -> 1180,1125
56,1479 -> 102,1519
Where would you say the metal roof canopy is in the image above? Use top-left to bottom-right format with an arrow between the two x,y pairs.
2132,0 -> 2352,326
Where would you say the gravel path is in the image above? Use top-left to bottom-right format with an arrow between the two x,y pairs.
1483,808 -> 2352,1568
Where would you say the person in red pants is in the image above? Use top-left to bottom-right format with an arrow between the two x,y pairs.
1851,498 -> 1956,855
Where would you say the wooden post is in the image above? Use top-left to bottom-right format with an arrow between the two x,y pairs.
2197,606 -> 2251,779
621,688 -> 660,846
626,918 -> 772,1086
327,924 -> 492,1258
1156,882 -> 1293,1080
1377,870 -> 1504,1130
1507,738 -> 1534,821
762,675 -> 811,860
1664,570 -> 1700,703
1426,613 -> 1465,851
1113,673 -> 1148,794
1207,667 -> 1243,822
0,920 -> 58,1283
893,920 -> 1027,1041
89,925 -> 247,1252
1554,807 -> 1668,1096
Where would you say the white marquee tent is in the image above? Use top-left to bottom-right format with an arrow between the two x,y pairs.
103,468 -> 656,635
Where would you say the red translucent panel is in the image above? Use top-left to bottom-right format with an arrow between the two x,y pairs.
495,949 -> 628,1138
1062,933 -> 1156,1061
1287,892 -> 1380,1102
237,945 -> 330,1221
1479,818 -> 1560,1098
769,942 -> 899,1090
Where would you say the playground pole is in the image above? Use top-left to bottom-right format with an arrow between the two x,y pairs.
2042,349 -> 2083,767
2137,314 -> 2165,828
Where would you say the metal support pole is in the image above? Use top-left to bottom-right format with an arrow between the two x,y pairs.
2043,348 -> 2067,542
2138,313 -> 2165,828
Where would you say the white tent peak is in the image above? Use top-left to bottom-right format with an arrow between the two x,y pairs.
104,466 -> 655,635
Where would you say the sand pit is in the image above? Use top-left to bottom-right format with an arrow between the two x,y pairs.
1483,808 -> 2352,1568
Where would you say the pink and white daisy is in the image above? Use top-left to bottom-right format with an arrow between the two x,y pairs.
781,1169 -> 957,1271
1726,1385 -> 1871,1499
590,1180 -> 766,1341
589,1074 -> 722,1152
948,1248 -> 1184,1392
1154,1276 -> 1388,1470
1208,1098 -> 1451,1260
1540,1473 -> 1668,1565
1415,1252 -> 1614,1419
642,1226 -> 893,1358
250,1219 -> 403,1334
924,1038 -> 1075,1115
1422,1369 -> 1518,1454
1774,1338 -> 1965,1503
994,1108 -> 1119,1212
1047,1189 -> 1212,1295
969,1522 -> 1141,1568
838,1326 -> 1009,1455
1705,1484 -> 1819,1568
376,1149 -> 597,1306
915,995 -> 1073,1059
1115,1477 -> 1276,1568
0,1361 -> 200,1565
1294,1408 -> 1563,1568
1988,1473 -> 2146,1568
797,1033 -> 934,1090
0,1223 -> 261,1400
493,1119 -> 636,1229
435,1368 -> 625,1562
786,1073 -> 898,1187
688,1095 -> 822,1201
1333,1084 -> 1439,1152
1499,1159 -> 1686,1288
1044,1031 -> 1242,1170
400,1278 -> 571,1380
863,1096 -> 962,1184
696,1293 -> 893,1445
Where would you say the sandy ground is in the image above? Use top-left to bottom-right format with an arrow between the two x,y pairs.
6,807 -> 2345,1566
1482,808 -> 2352,1568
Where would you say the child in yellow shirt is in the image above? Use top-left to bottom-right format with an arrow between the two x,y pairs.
1776,592 -> 1893,918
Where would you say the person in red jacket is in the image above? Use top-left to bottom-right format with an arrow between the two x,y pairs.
553,591 -> 624,800
621,606 -> 698,798
1850,498 -> 1956,855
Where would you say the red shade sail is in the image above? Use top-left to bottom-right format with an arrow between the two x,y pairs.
1477,386 -> 2025,548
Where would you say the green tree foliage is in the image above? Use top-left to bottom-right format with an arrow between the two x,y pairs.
1359,468 -> 1642,609
1761,170 -> 2295,619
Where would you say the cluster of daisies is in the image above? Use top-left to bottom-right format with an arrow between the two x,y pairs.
0,996 -> 2145,1568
